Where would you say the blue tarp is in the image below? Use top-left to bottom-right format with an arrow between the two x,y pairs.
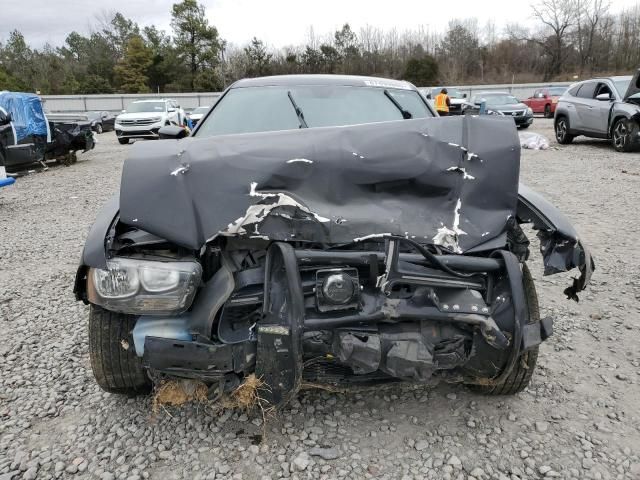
0,91 -> 49,142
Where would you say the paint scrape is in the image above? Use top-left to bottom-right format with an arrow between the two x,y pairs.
286,158 -> 313,164
446,166 -> 475,180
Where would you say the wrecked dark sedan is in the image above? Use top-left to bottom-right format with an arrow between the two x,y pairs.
74,75 -> 594,407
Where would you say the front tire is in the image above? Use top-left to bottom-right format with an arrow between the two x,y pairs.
519,124 -> 530,129
118,138 -> 129,145
95,123 -> 103,134
544,104 -> 552,118
88,306 -> 151,394
555,116 -> 574,144
469,264 -> 539,395
612,118 -> 638,152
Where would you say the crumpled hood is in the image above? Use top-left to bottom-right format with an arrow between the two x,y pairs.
119,116 -> 520,252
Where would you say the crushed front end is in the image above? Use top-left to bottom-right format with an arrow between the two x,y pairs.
75,116 -> 593,406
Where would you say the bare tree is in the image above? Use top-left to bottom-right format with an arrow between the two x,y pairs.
575,0 -> 610,75
530,0 -> 576,79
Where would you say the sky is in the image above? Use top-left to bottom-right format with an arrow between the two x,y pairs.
2,0 -> 639,49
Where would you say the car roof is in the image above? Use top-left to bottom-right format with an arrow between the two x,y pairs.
231,74 -> 416,90
578,75 -> 632,83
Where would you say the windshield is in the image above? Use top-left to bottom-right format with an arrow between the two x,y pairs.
547,87 -> 567,96
477,94 -> 519,106
614,78 -> 632,96
195,85 -> 432,137
191,107 -> 210,114
126,102 -> 166,113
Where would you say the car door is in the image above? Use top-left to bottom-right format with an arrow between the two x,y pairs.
529,90 -> 544,113
571,81 -> 597,131
582,82 -> 615,135
102,112 -> 114,130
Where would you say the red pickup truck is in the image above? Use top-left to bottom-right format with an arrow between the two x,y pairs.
523,87 -> 568,118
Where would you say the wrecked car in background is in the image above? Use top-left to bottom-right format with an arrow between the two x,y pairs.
0,91 -> 50,172
554,69 -> 640,152
74,75 -> 594,408
0,92 -> 95,172
45,113 -> 96,165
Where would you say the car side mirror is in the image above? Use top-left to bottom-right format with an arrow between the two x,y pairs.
158,125 -> 187,139
0,111 -> 12,125
595,93 -> 612,101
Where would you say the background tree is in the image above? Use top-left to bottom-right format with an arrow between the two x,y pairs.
244,37 -> 272,77
403,55 -> 439,86
437,20 -> 480,83
114,35 -> 152,93
171,0 -> 222,91
530,0 -> 576,79
2,4 -> 640,95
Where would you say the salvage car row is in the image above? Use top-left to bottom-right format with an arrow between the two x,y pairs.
421,69 -> 640,153
0,96 -> 214,178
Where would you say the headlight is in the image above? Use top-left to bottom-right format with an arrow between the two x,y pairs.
552,98 -> 559,104
151,117 -> 162,122
526,108 -> 533,116
88,258 -> 202,315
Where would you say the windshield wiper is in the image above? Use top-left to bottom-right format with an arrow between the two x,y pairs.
383,90 -> 412,119
287,90 -> 308,128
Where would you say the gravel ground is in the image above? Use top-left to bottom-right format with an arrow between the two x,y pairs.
1,118 -> 639,480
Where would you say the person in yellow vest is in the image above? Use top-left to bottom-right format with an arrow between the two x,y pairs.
434,88 -> 451,116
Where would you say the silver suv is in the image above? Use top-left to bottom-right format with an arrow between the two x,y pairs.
554,70 -> 640,152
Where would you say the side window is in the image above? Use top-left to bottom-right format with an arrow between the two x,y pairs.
595,83 -> 613,98
533,90 -> 543,98
576,82 -> 597,99
568,85 -> 581,97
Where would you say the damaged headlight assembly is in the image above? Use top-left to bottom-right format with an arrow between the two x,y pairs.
87,258 -> 202,315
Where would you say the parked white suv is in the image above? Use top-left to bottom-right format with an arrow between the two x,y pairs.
115,99 -> 185,144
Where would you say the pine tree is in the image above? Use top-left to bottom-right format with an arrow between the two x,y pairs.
114,35 -> 152,93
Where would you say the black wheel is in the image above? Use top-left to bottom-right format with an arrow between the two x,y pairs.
118,138 -> 129,145
555,116 -> 574,144
88,306 -> 151,394
469,264 -> 539,395
544,104 -> 552,118
95,123 -> 103,134
519,124 -> 530,129
612,118 -> 638,152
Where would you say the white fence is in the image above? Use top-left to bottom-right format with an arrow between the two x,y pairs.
40,81 -> 574,113
40,92 -> 222,113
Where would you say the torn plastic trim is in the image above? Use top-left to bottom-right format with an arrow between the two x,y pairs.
517,183 -> 594,300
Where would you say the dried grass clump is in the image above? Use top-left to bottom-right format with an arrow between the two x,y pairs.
222,373 -> 267,411
152,379 -> 208,413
